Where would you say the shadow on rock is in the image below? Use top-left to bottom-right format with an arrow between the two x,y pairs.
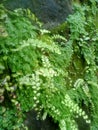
24,110 -> 59,130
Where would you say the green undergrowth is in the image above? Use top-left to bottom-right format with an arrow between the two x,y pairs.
0,1 -> 98,130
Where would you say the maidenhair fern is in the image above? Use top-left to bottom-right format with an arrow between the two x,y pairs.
0,1 -> 98,130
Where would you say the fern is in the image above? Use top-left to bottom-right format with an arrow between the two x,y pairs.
0,1 -> 98,130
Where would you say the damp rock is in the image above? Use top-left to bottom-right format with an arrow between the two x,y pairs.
24,110 -> 59,130
2,0 -> 72,29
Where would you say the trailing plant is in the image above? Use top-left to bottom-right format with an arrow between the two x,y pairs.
0,5 -> 75,130
67,1 -> 98,129
0,1 -> 98,130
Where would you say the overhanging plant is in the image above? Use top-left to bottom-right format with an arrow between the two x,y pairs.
0,1 -> 98,130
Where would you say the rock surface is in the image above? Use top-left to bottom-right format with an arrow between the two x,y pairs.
3,0 -> 72,29
24,110 -> 59,130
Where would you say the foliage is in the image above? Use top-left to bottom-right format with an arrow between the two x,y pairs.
67,2 -> 98,129
0,1 -> 98,130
